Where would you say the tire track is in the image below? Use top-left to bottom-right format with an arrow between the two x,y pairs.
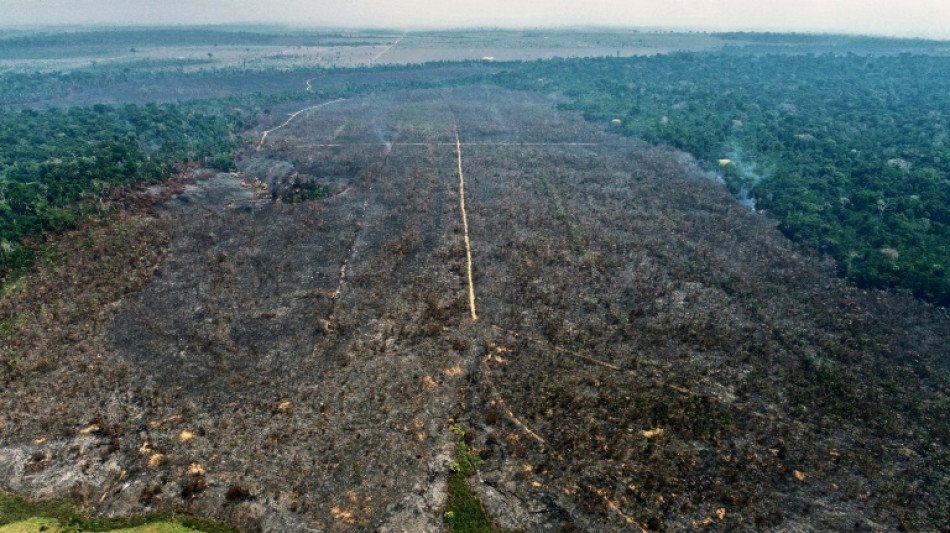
487,323 -> 694,395
487,324 -> 623,371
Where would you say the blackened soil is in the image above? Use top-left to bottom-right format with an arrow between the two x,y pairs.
1,88 -> 948,532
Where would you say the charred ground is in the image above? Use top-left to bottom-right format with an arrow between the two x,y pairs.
1,87 -> 948,532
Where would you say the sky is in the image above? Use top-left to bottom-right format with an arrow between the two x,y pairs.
1,0 -> 949,39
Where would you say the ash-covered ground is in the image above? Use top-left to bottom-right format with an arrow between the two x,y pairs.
2,88 -> 948,532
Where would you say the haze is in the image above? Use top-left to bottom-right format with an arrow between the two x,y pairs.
1,0 -> 948,39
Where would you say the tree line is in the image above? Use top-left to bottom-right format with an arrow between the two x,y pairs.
492,52 -> 950,305
0,101 -> 244,278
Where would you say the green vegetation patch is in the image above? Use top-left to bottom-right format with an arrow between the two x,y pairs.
444,424 -> 494,533
276,178 -> 330,203
0,517 -> 61,533
0,101 -> 242,281
0,490 -> 238,533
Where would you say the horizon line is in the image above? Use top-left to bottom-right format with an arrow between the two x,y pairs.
0,23 -> 947,42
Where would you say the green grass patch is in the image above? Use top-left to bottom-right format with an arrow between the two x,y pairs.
0,315 -> 19,338
0,490 -> 240,533
0,517 -> 60,533
444,424 -> 495,533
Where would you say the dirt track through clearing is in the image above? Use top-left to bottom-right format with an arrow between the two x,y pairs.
279,142 -> 601,149
256,98 -> 346,151
332,199 -> 369,301
371,34 -> 406,63
455,127 -> 478,321
480,357 -> 547,446
331,142 -> 396,303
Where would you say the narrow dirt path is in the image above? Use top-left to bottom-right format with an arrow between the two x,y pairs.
455,142 -> 599,147
278,142 -> 601,149
256,98 -> 346,151
330,143 -> 396,305
486,323 -> 694,395
455,126 -> 478,321
332,197 -> 369,301
371,33 -> 406,63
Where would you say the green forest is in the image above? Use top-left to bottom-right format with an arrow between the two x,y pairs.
494,53 -> 950,305
0,102 -> 242,277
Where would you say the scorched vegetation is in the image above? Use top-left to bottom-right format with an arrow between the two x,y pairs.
0,29 -> 948,533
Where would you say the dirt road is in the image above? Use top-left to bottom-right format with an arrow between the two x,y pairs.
454,127 -> 478,321
256,98 -> 346,150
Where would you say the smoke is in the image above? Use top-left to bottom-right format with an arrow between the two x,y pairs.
674,148 -> 762,212
370,121 -> 393,154
674,152 -> 723,183
725,147 -> 766,212
737,187 -> 757,211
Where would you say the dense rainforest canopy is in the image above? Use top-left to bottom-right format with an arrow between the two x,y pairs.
0,102 -> 241,274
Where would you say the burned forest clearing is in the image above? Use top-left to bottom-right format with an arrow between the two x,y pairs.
2,71 -> 949,533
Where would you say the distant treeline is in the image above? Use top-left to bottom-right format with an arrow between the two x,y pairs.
717,31 -> 950,47
492,53 -> 950,305
0,28 -> 399,59
0,61 -> 490,108
714,33 -> 950,56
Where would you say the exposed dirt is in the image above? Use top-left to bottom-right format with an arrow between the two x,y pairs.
1,87 -> 948,532
0,30 -> 724,78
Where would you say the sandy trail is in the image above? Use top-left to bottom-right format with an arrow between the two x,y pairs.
371,33 -> 406,63
256,98 -> 346,151
455,127 -> 478,321
278,142 -> 600,148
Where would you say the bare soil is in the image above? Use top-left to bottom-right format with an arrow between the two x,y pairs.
0,30 -> 724,75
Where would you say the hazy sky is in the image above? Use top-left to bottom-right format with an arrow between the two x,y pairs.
2,0 -> 949,38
